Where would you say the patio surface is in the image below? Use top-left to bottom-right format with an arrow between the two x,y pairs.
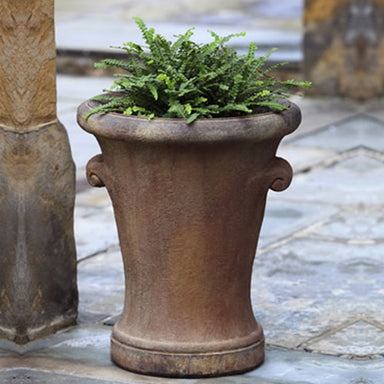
1,1 -> 383,383
2,76 -> 382,384
40,76 -> 384,384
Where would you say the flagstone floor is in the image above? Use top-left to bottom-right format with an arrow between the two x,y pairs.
0,75 -> 382,384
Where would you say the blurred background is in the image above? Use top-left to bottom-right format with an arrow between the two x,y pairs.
54,0 -> 303,76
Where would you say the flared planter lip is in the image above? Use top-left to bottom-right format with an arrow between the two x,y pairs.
77,98 -> 301,143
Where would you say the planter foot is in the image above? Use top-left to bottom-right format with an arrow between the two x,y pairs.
111,336 -> 265,378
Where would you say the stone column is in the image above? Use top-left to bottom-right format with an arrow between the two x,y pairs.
0,0 -> 77,343
304,0 -> 384,99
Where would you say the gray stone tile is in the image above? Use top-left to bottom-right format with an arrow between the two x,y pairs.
58,108 -> 102,171
311,207 -> 384,242
14,332 -> 377,384
2,329 -> 384,383
0,369 -> 123,384
6,324 -> 371,384
303,320 -> 384,357
259,200 -> 338,249
75,196 -> 118,261
0,325 -> 102,355
9,326 -> 199,383
77,250 -> 124,323
76,187 -> 112,208
103,314 -> 121,326
252,239 -> 384,354
288,96 -> 360,139
277,145 -> 337,173
290,115 -> 384,152
280,150 -> 384,205
364,99 -> 384,123
245,348 -> 368,384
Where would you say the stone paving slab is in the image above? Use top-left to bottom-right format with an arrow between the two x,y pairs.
365,101 -> 384,123
286,96 -> 360,140
276,145 -> 337,173
303,320 -> 384,358
280,150 -> 384,206
309,207 -> 384,242
259,200 -> 338,249
252,238 -> 384,354
75,189 -> 118,260
77,250 -> 124,324
291,115 -> 384,152
2,324 -> 380,384
0,370 -> 124,384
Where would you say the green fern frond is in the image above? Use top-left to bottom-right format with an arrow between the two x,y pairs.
84,18 -> 311,122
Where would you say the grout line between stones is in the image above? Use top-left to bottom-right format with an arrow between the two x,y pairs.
296,318 -> 360,350
77,245 -> 120,264
284,113 -> 367,144
258,210 -> 342,254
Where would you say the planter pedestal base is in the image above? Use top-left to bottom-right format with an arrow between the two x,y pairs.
111,336 -> 265,378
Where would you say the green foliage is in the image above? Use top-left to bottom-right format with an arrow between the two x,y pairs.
85,17 -> 311,123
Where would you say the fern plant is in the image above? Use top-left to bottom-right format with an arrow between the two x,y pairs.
85,17 -> 310,124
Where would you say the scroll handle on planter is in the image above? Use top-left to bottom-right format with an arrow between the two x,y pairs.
268,157 -> 293,192
86,154 -> 106,188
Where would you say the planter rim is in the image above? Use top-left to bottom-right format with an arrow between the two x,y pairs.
77,97 -> 301,143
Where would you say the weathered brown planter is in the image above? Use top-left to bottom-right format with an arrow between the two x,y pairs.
77,99 -> 301,378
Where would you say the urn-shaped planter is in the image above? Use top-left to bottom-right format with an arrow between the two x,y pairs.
77,99 -> 301,378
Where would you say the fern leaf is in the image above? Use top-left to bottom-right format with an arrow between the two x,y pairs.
85,18 -> 310,123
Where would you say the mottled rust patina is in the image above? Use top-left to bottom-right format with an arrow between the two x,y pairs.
77,100 -> 301,377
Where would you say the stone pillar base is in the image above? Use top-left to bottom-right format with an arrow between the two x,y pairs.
0,121 -> 77,344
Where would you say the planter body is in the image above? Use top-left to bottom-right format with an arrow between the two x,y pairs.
77,100 -> 301,377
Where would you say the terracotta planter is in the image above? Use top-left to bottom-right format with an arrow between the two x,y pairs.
77,99 -> 301,378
